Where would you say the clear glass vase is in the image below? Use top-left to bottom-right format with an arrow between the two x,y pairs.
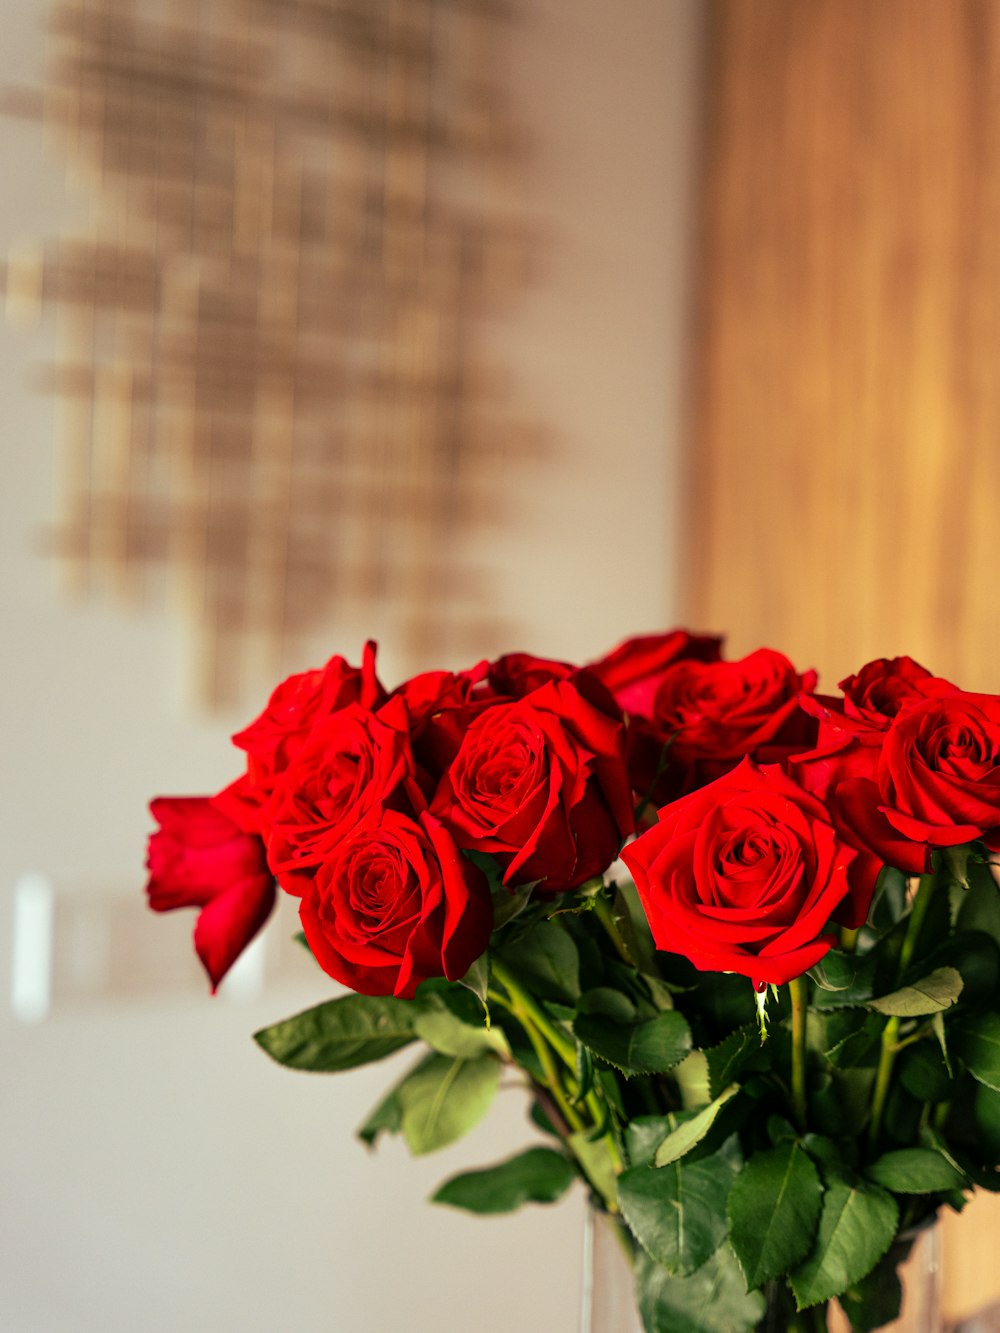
580,1210 -> 942,1333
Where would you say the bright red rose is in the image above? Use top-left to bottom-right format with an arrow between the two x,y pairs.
628,648 -> 817,804
588,630 -> 724,719
146,796 -> 276,991
300,808 -> 492,999
264,700 -> 423,896
232,641 -> 385,797
487,652 -> 576,696
833,692 -> 1000,874
620,760 -> 878,986
832,656 -> 956,730
429,678 -> 634,892
793,657 -> 957,808
390,662 -> 494,778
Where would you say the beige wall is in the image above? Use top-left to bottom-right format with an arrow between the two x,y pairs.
0,3 -> 704,1329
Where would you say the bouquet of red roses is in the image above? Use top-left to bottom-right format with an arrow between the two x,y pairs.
146,633 -> 1000,1333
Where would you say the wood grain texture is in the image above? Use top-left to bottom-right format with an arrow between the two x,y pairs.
688,0 -> 1000,694
691,3 -> 1000,1316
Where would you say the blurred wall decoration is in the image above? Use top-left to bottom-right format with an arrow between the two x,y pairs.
688,0 -> 1000,1319
688,0 -> 1000,694
1,0 -> 537,705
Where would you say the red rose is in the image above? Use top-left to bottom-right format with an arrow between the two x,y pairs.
232,641 -> 385,797
620,760 -> 878,986
300,809 -> 492,998
487,652 -> 576,696
264,700 -> 423,896
834,692 -> 1000,873
630,648 -> 817,803
390,662 -> 493,778
429,678 -> 634,892
588,630 -> 723,719
792,656 -> 957,809
145,796 -> 276,991
831,656 -> 956,730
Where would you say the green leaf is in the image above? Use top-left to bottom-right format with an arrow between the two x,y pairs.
818,1010 -> 882,1068
496,919 -> 580,1005
956,1012 -> 1000,1091
459,954 -> 491,1012
356,1049 -> 438,1148
976,1083 -> 1000,1162
867,966 -> 963,1016
836,1248 -> 903,1333
574,1007 -> 692,1077
397,1053 -> 501,1155
254,993 -> 419,1072
413,1002 -> 509,1060
898,1042 -> 955,1102
673,1051 -> 711,1110
431,1146 -> 576,1214
866,1148 -> 967,1194
727,1141 -> 823,1289
634,1245 -> 766,1333
704,1024 -> 768,1099
625,1115 -> 674,1169
618,1142 -> 739,1277
653,1085 -> 740,1167
957,862 -> 1000,945
789,1177 -> 898,1309
812,951 -> 877,1008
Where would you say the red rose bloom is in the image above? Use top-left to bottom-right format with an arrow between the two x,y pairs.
232,641 -> 385,797
487,651 -> 577,697
264,700 -> 423,896
300,809 -> 492,999
834,692 -> 1000,873
390,662 -> 494,779
146,796 -> 276,991
793,656 -> 956,807
625,648 -> 817,806
430,678 -> 634,892
621,760 -> 878,986
588,630 -> 723,719
832,656 -> 956,730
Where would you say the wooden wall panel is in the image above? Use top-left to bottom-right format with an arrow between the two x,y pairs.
691,2 -> 1000,1318
689,0 -> 1000,694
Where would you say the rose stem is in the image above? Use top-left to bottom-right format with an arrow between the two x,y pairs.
868,873 -> 937,1149
491,956 -> 624,1178
487,985 -> 585,1133
788,975 -> 809,1132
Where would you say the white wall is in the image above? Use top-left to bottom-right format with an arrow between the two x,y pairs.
0,2 -> 704,1329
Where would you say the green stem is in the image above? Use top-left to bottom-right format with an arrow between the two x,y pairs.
789,975 -> 809,1132
839,925 -> 859,952
490,957 -> 576,1070
898,875 -> 936,978
489,986 -> 586,1134
868,1014 -> 902,1150
492,957 -> 623,1186
868,874 -> 937,1149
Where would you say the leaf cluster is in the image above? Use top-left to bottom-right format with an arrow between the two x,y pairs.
254,855 -> 1000,1332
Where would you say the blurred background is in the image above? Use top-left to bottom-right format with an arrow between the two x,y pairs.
1,1 -> 998,1329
